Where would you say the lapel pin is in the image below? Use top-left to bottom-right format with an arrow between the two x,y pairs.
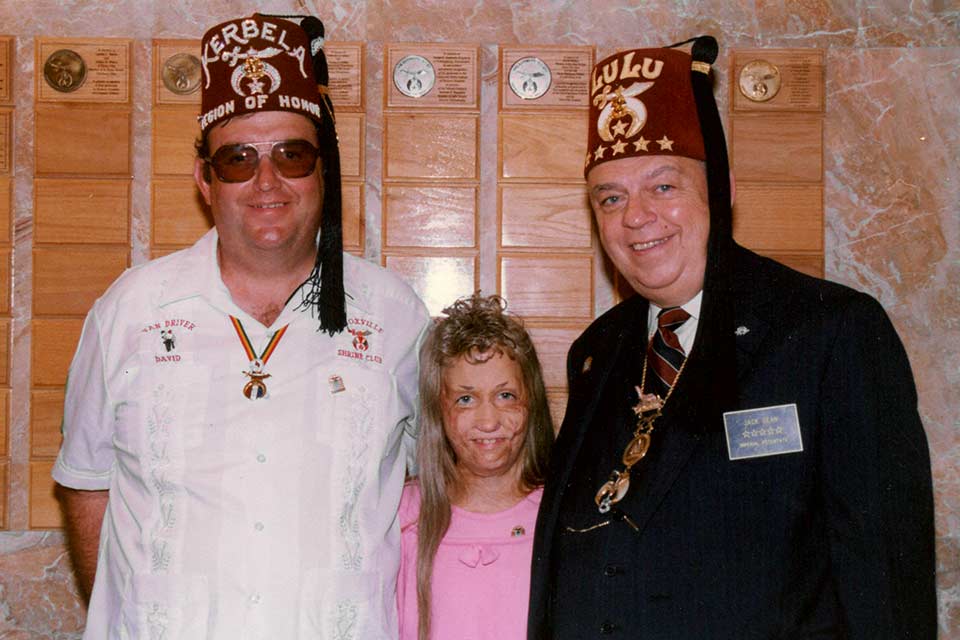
735,326 -> 750,336
582,356 -> 593,373
328,374 -> 346,394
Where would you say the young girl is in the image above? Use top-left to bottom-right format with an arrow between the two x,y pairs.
397,294 -> 554,639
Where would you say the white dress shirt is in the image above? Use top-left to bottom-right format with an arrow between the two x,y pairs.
647,291 -> 702,355
54,229 -> 430,640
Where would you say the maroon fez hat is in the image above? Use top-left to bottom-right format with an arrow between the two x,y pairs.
587,37 -> 741,428
198,14 -> 346,335
585,47 -> 706,177
199,15 -> 327,133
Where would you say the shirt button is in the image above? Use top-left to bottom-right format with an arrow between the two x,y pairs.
254,522 -> 264,531
256,454 -> 266,463
603,564 -> 620,577
600,621 -> 616,634
249,593 -> 261,605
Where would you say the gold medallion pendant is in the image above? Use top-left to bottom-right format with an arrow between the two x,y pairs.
593,349 -> 689,514
230,316 -> 289,401
242,366 -> 271,400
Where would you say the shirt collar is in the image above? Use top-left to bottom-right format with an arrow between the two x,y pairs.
648,290 -> 703,327
156,228 -> 365,328
157,228 -> 225,308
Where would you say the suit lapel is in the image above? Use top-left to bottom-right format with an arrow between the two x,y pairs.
537,301 -> 643,526
529,297 -> 647,631
616,248 -> 778,534
729,248 -> 774,383
614,385 -> 705,535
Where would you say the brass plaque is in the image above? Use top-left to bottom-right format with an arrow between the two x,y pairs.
731,49 -> 824,113
386,44 -> 478,109
0,37 -> 12,104
326,42 -> 363,110
36,38 -> 131,103
501,47 -> 594,110
738,59 -> 781,103
43,48 -> 87,93
154,40 -> 201,105
162,52 -> 201,96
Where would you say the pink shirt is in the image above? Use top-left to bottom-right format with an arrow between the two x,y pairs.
397,482 -> 543,640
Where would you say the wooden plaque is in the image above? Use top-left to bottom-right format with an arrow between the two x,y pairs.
731,49 -> 824,113
526,324 -> 585,389
33,246 -> 129,316
153,107 -> 201,176
341,181 -> 364,253
151,177 -> 212,247
31,318 -> 84,387
0,248 -> 10,314
0,178 -> 9,242
733,183 -> 823,252
499,254 -> 593,320
385,113 -> 478,180
0,37 -> 11,105
499,185 -> 591,249
0,317 -> 9,386
35,106 -> 131,175
36,38 -> 131,104
386,44 -> 479,110
154,39 -> 201,105
337,112 -> 364,179
500,113 -> 587,180
35,178 -> 130,244
384,185 -> 477,249
384,254 -> 477,317
30,460 -> 62,529
0,108 -> 10,175
731,114 -> 822,182
327,42 -> 363,110
0,389 -> 8,457
501,47 -> 593,110
31,388 -> 65,458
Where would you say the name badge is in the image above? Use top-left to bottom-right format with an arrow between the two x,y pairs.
723,403 -> 803,461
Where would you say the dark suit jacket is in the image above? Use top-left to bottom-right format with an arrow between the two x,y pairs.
528,246 -> 936,639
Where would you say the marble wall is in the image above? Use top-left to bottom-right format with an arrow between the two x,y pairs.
0,1 -> 956,637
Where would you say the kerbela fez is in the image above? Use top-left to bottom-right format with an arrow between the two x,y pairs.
199,16 -> 324,132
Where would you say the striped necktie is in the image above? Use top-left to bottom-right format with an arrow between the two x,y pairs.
646,306 -> 691,398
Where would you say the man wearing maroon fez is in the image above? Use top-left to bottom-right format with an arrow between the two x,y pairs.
53,15 -> 429,638
529,37 -> 936,639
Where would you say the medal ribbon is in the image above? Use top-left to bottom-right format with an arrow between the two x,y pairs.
229,316 -> 289,365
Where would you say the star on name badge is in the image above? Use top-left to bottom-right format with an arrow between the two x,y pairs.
723,403 -> 802,461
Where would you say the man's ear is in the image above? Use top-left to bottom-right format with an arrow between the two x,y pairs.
194,157 -> 213,205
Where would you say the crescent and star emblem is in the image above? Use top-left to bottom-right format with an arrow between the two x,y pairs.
594,81 -> 654,143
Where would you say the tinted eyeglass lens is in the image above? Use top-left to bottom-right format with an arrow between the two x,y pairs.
209,140 -> 319,182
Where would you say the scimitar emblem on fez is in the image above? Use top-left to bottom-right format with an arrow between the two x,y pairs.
595,81 -> 653,143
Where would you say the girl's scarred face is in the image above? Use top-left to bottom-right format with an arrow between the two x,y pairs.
441,351 -> 529,486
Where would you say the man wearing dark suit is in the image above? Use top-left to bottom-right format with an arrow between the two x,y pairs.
528,37 -> 936,639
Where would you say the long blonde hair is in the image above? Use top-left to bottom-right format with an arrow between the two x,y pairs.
414,293 -> 553,640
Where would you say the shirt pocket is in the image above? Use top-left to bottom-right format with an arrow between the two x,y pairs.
299,568 -> 392,638
317,365 -> 396,451
114,355 -> 212,457
118,572 -> 210,640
